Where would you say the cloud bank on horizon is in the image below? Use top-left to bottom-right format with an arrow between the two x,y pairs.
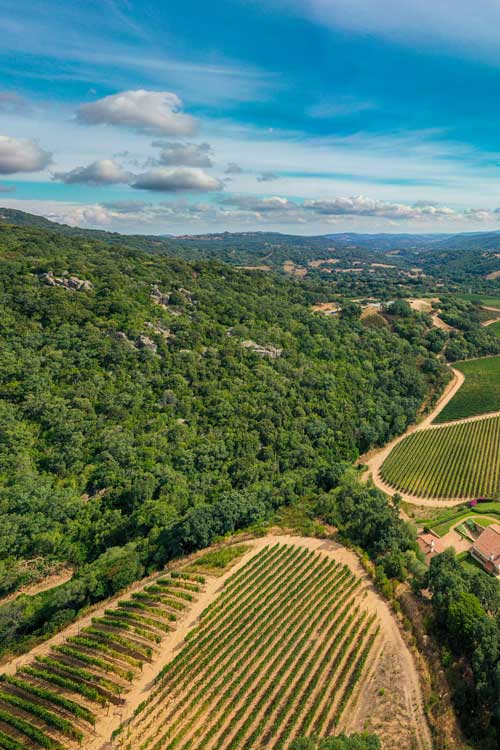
1,0 -> 500,234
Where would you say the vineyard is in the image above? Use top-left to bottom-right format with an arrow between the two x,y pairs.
435,356 -> 500,422
117,543 -> 382,750
380,415 -> 500,499
0,538 -> 431,750
0,570 -> 205,750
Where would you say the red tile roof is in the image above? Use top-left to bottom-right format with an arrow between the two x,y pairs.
471,524 -> 500,564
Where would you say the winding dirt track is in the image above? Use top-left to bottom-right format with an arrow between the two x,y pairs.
0,568 -> 74,607
361,367 -> 468,507
482,318 -> 500,327
363,360 -> 500,506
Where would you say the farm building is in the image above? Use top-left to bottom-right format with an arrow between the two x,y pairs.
470,524 -> 500,574
417,533 -> 445,565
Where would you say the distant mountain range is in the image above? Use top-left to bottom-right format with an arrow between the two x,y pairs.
3,206 -> 500,279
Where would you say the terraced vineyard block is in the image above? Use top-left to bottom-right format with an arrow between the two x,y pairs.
118,543 -> 380,750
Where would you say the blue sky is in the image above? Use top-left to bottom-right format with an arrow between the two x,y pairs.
2,0 -> 500,233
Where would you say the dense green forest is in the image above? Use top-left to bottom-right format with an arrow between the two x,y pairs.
0,220 -> 446,653
428,550 -> 500,746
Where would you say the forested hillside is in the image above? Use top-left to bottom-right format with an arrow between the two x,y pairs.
0,221 -> 445,652
5,208 -> 500,285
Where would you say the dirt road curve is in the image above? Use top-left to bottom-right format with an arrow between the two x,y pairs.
0,568 -> 74,607
431,313 -> 453,331
482,318 -> 500,327
360,367 -> 468,507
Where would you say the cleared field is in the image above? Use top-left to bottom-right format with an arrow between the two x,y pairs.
435,356 -> 500,422
381,415 -> 500,499
0,571 -> 205,750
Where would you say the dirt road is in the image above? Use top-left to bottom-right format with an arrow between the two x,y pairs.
361,367 -> 466,507
0,568 -> 74,607
362,360 -> 500,506
482,317 -> 500,327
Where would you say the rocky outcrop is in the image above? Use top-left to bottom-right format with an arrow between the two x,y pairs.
151,284 -> 170,307
151,285 -> 193,309
38,271 -> 93,292
136,335 -> 158,354
145,321 -> 174,339
241,340 -> 283,358
115,331 -> 136,347
114,331 -> 158,353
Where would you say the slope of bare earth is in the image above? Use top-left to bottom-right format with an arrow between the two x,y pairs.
407,297 -> 438,313
115,536 -> 431,750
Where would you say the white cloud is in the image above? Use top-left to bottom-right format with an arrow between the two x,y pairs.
54,159 -> 130,185
77,90 -> 198,136
221,195 -> 296,213
221,193 -> 500,225
3,194 -> 500,235
61,204 -> 115,226
304,196 -> 458,220
131,167 -> 222,192
151,141 -> 213,167
284,0 -> 500,63
0,135 -> 52,174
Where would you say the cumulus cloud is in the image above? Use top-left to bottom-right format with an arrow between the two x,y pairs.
225,162 -> 244,175
221,193 -> 499,225
4,191 -> 499,234
303,195 -> 458,220
0,92 -> 30,114
257,171 -> 279,182
63,204 -> 116,226
151,141 -> 213,167
77,90 -> 198,136
54,159 -> 130,185
221,195 -> 296,213
101,200 -> 149,213
0,135 -> 52,174
131,167 -> 222,192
